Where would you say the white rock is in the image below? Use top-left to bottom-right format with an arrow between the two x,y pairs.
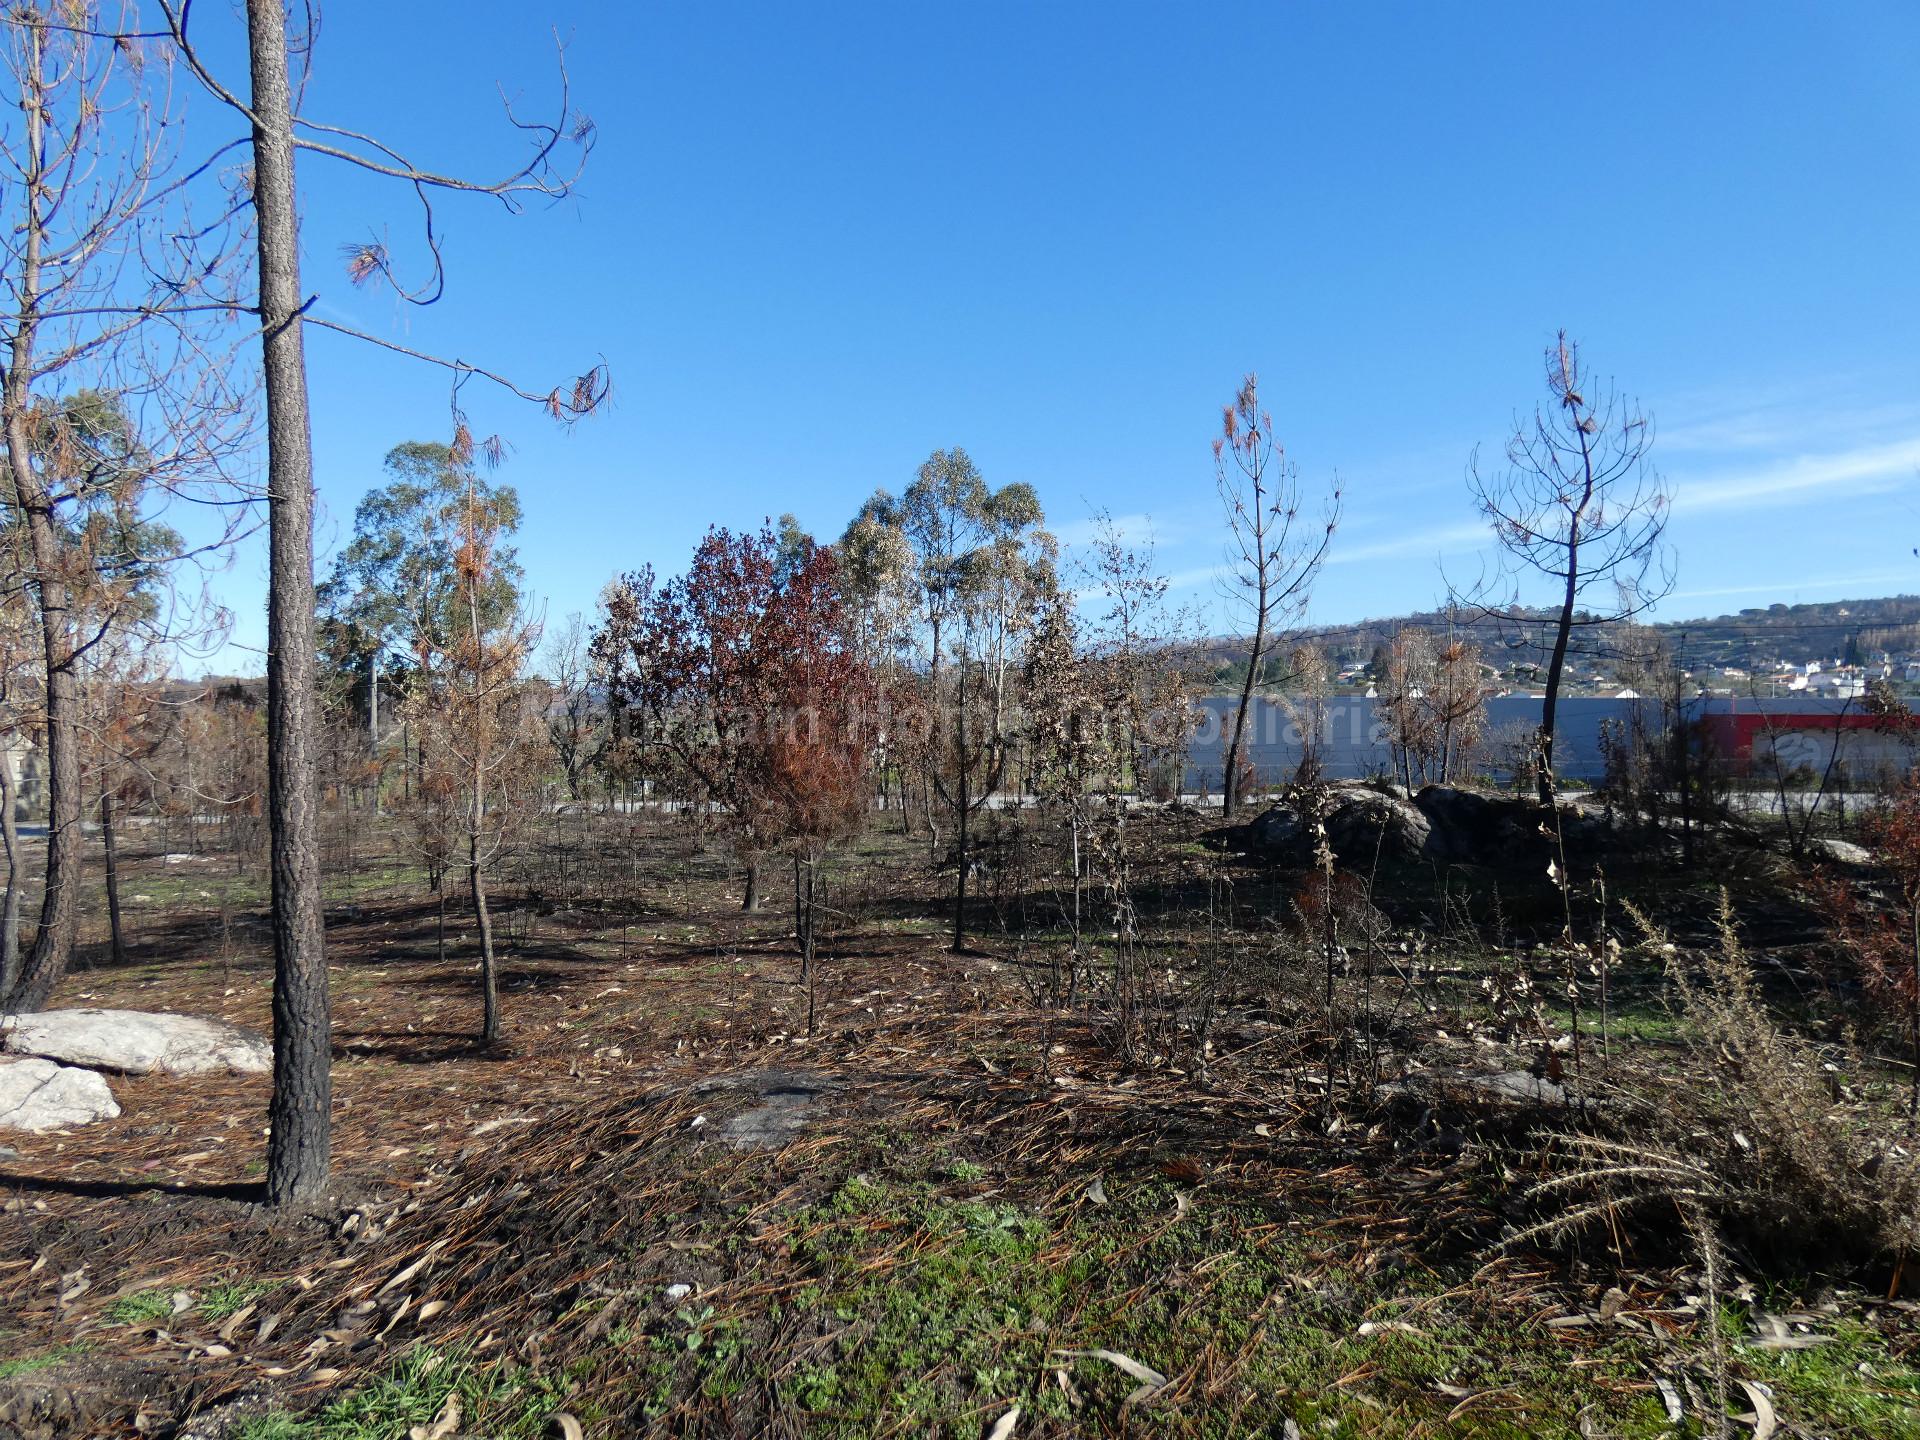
1811,837 -> 1875,868
0,1056 -> 120,1131
1,1009 -> 271,1076
1469,1070 -> 1568,1106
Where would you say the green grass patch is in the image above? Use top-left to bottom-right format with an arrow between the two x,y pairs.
737,1168 -> 1912,1438
199,1279 -> 275,1321
105,1290 -> 176,1326
234,1346 -> 573,1440
1736,1317 -> 1920,1439
0,1342 -> 89,1381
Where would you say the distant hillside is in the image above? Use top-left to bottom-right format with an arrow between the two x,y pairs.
1658,595 -> 1920,668
1217,595 -> 1920,678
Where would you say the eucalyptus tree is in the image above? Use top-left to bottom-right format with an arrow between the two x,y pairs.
539,614 -> 601,804
1,388 -> 203,1009
835,496 -> 920,825
320,441 -> 526,742
835,498 -> 916,671
895,450 -> 1053,951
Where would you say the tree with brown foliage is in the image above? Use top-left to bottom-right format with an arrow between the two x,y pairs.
596,526 -> 873,917
1081,510 -> 1197,797
1024,587 -> 1114,984
760,554 -> 876,1027
1378,626 -> 1492,789
400,421 -> 540,1046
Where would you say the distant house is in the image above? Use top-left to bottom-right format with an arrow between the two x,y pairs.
1809,672 -> 1865,699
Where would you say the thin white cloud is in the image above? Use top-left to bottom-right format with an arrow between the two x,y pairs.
1326,519 -> 1488,565
1053,510 -> 1172,550
1660,571 -> 1920,607
1163,562 -> 1230,592
1676,434 -> 1920,513
1160,519 -> 1487,590
1657,376 -> 1920,454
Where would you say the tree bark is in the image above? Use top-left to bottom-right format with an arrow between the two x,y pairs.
0,739 -> 20,998
742,857 -> 761,912
461,489 -> 500,1047
101,793 -> 125,968
1535,416 -> 1600,809
1221,642 -> 1262,820
792,853 -> 804,965
248,0 -> 333,1207
951,658 -> 970,954
1536,531 -> 1579,807
1220,457 -> 1273,820
470,831 -> 499,1045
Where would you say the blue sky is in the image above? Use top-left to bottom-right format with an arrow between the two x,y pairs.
178,1 -> 1920,674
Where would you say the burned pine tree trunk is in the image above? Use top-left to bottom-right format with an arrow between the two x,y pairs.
247,0 -> 333,1207
101,793 -> 125,968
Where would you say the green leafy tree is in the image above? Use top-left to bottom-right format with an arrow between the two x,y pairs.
320,441 -> 524,742
400,423 -> 540,1046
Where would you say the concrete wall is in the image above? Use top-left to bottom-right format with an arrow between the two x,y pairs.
1180,693 -> 1891,791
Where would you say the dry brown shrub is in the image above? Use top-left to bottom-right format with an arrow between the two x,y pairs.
1511,897 -> 1919,1269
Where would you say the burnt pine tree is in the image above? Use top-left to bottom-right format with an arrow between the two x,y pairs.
1467,332 -> 1672,806
1212,375 -> 1340,818
161,0 -> 607,1204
